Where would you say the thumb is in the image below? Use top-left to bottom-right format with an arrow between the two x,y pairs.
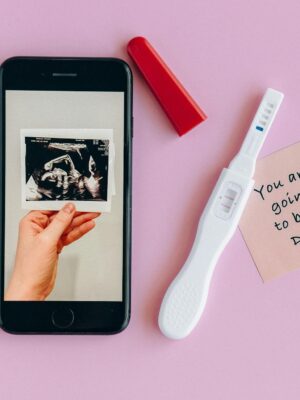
42,203 -> 75,243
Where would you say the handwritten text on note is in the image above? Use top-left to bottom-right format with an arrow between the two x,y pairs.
240,142 -> 300,281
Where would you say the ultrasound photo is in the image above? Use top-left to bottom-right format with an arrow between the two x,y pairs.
21,129 -> 114,212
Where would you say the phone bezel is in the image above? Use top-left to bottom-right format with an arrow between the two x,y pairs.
0,57 -> 132,334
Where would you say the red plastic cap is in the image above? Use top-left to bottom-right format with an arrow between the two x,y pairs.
127,36 -> 207,136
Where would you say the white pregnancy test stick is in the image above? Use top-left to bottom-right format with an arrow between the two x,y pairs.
159,88 -> 284,340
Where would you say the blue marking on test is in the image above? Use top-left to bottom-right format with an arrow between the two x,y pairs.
256,126 -> 264,132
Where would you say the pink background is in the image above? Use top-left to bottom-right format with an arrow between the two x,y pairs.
1,1 -> 300,399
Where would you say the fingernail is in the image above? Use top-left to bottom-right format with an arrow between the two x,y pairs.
88,220 -> 96,228
63,203 -> 75,214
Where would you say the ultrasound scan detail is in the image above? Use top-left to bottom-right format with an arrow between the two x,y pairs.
25,137 -> 109,202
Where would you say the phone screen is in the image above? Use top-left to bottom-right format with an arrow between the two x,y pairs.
5,90 -> 124,301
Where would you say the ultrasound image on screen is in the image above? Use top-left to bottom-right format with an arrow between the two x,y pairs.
24,137 -> 109,202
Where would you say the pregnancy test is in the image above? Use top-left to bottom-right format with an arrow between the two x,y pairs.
159,88 -> 284,340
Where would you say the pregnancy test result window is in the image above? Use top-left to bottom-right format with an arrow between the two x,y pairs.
5,91 -> 124,301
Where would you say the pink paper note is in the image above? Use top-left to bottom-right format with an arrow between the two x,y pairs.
240,142 -> 300,281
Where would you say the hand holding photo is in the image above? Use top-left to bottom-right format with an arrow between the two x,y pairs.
21,129 -> 115,212
5,204 -> 101,301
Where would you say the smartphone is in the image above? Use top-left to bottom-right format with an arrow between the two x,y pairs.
0,57 -> 132,333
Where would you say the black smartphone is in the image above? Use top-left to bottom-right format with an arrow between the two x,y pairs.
0,57 -> 132,333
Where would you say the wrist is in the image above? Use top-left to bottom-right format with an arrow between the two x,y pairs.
5,273 -> 45,301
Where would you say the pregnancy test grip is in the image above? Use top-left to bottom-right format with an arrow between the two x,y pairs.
159,168 -> 254,339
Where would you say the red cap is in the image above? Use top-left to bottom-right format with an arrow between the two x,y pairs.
127,36 -> 207,136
